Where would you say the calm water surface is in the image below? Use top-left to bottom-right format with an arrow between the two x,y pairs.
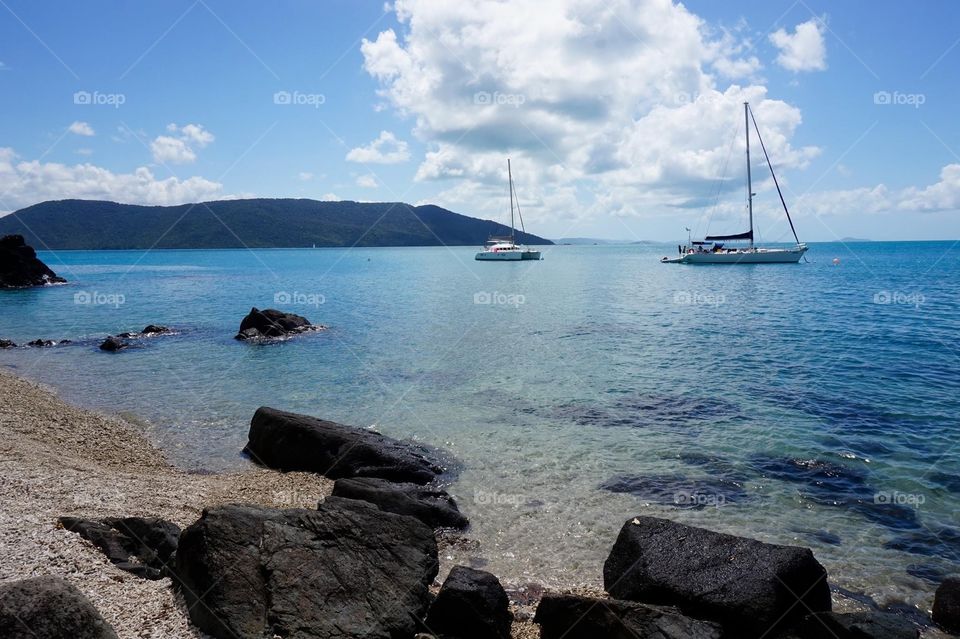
1,242 -> 958,608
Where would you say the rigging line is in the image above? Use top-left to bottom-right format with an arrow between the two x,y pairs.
514,177 -> 527,235
700,113 -> 740,240
748,104 -> 801,245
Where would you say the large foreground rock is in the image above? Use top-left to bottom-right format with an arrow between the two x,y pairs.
59,516 -> 180,580
0,234 -> 66,287
534,593 -> 723,639
603,516 -> 830,636
246,406 -> 446,483
425,565 -> 511,639
0,575 -> 118,638
234,307 -> 316,340
332,476 -> 468,529
775,611 -> 919,638
174,499 -> 438,639
934,575 -> 960,633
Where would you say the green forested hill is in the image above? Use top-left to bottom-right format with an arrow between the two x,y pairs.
0,199 -> 553,249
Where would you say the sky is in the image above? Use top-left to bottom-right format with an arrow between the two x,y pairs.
1,0 -> 959,241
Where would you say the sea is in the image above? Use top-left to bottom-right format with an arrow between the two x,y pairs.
1,241 -> 958,610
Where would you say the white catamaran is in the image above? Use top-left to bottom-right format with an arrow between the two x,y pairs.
475,159 -> 542,261
661,102 -> 808,264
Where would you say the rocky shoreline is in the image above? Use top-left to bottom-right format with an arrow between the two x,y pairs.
1,367 -> 957,638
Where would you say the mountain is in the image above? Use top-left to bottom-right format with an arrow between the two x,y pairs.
553,237 -> 625,245
0,199 -> 553,250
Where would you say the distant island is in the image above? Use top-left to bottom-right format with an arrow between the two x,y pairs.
840,237 -> 872,242
0,199 -> 553,250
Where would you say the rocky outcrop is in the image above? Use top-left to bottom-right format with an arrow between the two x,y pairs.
58,516 -> 180,580
174,499 -> 438,639
234,307 -> 319,340
934,575 -> 960,633
533,593 -> 723,639
0,575 -> 118,638
0,234 -> 66,288
332,476 -> 468,529
603,516 -> 831,637
424,565 -> 512,639
245,406 -> 447,484
117,325 -> 172,339
775,611 -> 919,638
98,336 -> 128,352
0,339 -> 15,348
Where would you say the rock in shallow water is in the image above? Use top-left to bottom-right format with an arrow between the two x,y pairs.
0,575 -> 118,639
600,473 -> 749,508
603,515 -> 831,637
331,476 -> 468,529
425,565 -> 512,639
245,406 -> 448,484
174,499 -> 438,639
533,593 -> 723,639
774,611 -> 919,638
0,234 -> 66,288
234,307 -> 319,340
98,336 -> 128,352
58,516 -> 180,580
934,575 -> 960,633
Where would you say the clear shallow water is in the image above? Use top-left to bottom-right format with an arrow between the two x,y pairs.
1,242 -> 958,608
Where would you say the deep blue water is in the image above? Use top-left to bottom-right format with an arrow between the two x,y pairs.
1,242 -> 958,606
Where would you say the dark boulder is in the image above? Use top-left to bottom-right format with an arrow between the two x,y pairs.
934,575 -> 960,633
0,339 -> 15,348
424,565 -> 511,639
234,307 -> 317,340
245,406 -> 446,484
775,611 -> 919,638
533,593 -> 723,639
332,476 -> 468,529
141,324 -> 170,335
174,499 -> 438,639
0,234 -> 66,288
58,516 -> 180,580
0,575 -> 118,638
603,516 -> 831,637
98,336 -> 128,352
27,339 -> 56,347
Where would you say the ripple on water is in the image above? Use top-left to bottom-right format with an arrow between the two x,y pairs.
599,473 -> 751,509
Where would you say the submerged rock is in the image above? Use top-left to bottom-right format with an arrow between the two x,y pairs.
27,339 -> 57,347
600,473 -> 748,508
534,593 -> 723,639
331,476 -> 468,529
603,516 -> 830,637
98,336 -> 128,352
245,406 -> 447,484
0,339 -> 16,348
117,325 -> 173,339
425,565 -> 512,639
934,575 -> 960,633
234,307 -> 319,340
0,575 -> 118,638
58,516 -> 180,580
174,499 -> 437,639
0,234 -> 66,288
775,611 -> 919,638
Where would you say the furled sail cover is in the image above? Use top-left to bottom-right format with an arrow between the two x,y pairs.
704,230 -> 753,241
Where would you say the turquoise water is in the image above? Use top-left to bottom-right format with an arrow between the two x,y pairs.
1,242 -> 958,608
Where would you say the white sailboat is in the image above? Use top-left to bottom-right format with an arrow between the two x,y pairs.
475,159 -> 542,261
661,102 -> 808,264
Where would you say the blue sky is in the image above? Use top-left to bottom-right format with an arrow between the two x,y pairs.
2,0 -> 960,241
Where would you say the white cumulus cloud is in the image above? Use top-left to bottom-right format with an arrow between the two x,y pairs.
151,123 -> 214,164
346,131 -> 410,164
68,121 -> 95,136
356,174 -> 379,188
0,147 -> 224,210
769,19 -> 827,72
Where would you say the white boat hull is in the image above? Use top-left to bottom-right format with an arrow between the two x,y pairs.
662,246 -> 807,264
476,250 -> 523,261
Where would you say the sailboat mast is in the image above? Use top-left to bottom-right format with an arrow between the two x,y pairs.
744,102 -> 754,249
508,158 -> 515,242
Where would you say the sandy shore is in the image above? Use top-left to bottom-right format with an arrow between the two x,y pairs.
0,369 -> 555,638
